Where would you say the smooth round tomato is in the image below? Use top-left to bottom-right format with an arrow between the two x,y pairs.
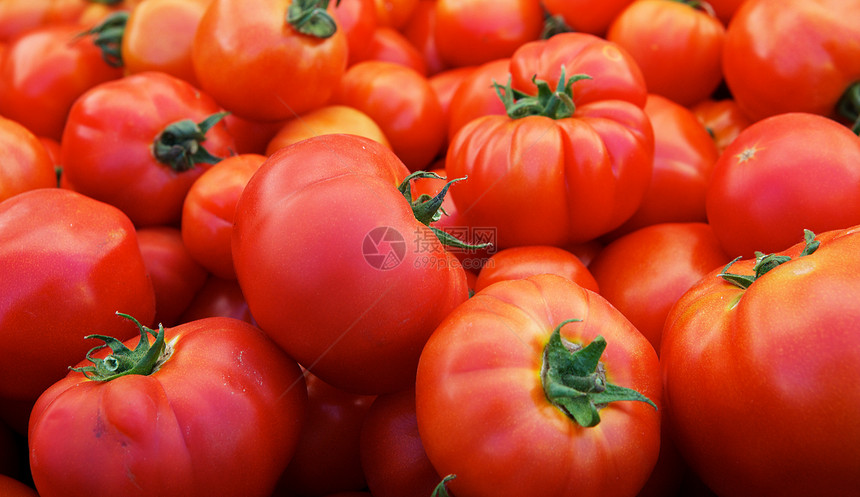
0,116 -> 56,203
61,71 -> 235,228
0,475 -> 38,497
222,113 -> 287,156
29,316 -> 308,497
0,188 -> 156,404
0,22 -> 122,140
265,105 -> 390,155
350,26 -> 427,75
182,153 -> 266,280
690,98 -> 753,153
722,0 -> 860,122
0,0 -> 87,42
434,0 -> 543,68
606,0 -> 725,107
706,112 -> 860,258
178,275 -> 255,325
445,57 -> 509,143
401,0 -> 447,76
333,0 -> 378,65
332,60 -> 445,171
232,134 -> 469,395
474,245 -> 600,294
541,0 -> 633,36
373,0 -> 418,29
416,274 -> 661,497
661,225 -> 860,497
192,0 -> 348,121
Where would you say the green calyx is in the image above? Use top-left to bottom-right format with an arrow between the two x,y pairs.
494,66 -> 591,120
837,82 -> 860,135
398,171 -> 493,252
431,475 -> 456,497
718,229 -> 820,290
77,10 -> 128,68
152,112 -> 229,172
541,13 -> 573,39
541,320 -> 657,428
287,0 -> 339,38
70,313 -> 170,382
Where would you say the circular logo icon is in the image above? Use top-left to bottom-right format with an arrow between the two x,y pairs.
362,226 -> 407,270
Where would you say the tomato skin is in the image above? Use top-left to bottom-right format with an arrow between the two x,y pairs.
0,0 -> 87,42
445,58 -> 509,143
374,0 -> 418,29
182,153 -> 266,280
0,116 -> 56,203
178,275 -> 255,325
416,274 -> 661,497
474,245 -> 600,294
705,112 -> 860,258
401,0 -> 447,76
350,26 -> 427,75
192,0 -> 348,121
0,23 -> 122,141
265,105 -> 390,155
0,475 -> 38,497
541,0 -> 633,36
606,0 -> 725,107
333,0 -> 378,65
690,98 -> 752,153
660,225 -> 860,497
60,71 -> 235,228
232,134 -> 469,395
0,188 -> 156,403
29,317 -> 308,497
722,0 -> 860,122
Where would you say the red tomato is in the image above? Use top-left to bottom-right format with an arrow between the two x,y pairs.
445,57 -> 509,143
265,105 -> 390,156
332,60 -> 445,171
178,275 -> 255,325
136,226 -> 209,327
350,26 -> 427,75
122,0 -> 212,87
589,222 -> 730,352
222,113 -> 287,156
690,98 -> 753,153
232,134 -> 469,394
541,0 -> 633,36
722,0 -> 860,122
606,0 -> 725,107
416,274 -> 661,497
0,0 -> 87,42
29,316 -> 308,497
0,475 -> 38,497
374,0 -> 418,29
474,245 -> 600,294
0,116 -> 56,203
360,389 -> 442,497
447,33 -> 653,247
181,153 -> 266,280
401,0 -> 447,76
272,372 -> 375,497
192,0 -> 348,121
428,66 -> 477,153
60,71 -> 235,228
434,0 -> 543,68
706,112 -> 860,258
605,94 -> 720,239
0,23 -> 123,140
661,226 -> 860,496
707,0 -> 745,26
0,188 -> 156,404
333,0 -> 378,65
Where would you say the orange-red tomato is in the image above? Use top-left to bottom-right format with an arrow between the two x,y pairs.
474,245 -> 600,294
265,105 -> 390,155
541,0 -> 633,36
690,98 -> 753,153
0,116 -> 56,203
347,26 -> 427,75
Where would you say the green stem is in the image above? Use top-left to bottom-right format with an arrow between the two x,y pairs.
718,229 -> 820,289
286,0 -> 339,38
77,10 -> 128,68
431,475 -> 456,497
837,82 -> 860,135
541,13 -> 572,39
70,313 -> 169,381
152,112 -> 229,172
494,66 -> 591,120
541,320 -> 657,428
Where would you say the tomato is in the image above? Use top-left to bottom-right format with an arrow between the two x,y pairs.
541,0 -> 633,36
122,0 -> 212,87
401,0 -> 447,76
182,153 -> 266,280
0,0 -> 87,42
0,116 -> 56,203
272,372 -> 375,497
360,389 -> 442,497
265,105 -> 390,156
0,475 -> 38,497
0,22 -> 123,141
332,60 -> 445,171
60,71 -> 235,228
722,0 -> 860,122
707,0 -> 745,26
136,226 -> 209,328
433,0 -> 543,68
374,0 -> 418,29
606,94 -> 720,239
660,226 -> 860,497
333,0 -> 378,65
445,57 -> 509,142
192,0 -> 348,121
690,98 -> 752,153
447,33 -> 653,248
232,134 -> 469,394
428,66 -> 476,153
178,275 -> 255,325
474,245 -> 600,294
350,26 -> 427,75
705,112 -> 860,258
589,222 -> 730,352
222,113 -> 287,156
29,315 -> 308,497
0,188 -> 156,405
415,273 -> 661,497
606,0 -> 725,107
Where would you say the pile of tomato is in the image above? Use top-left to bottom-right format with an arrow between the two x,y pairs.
1,0 -> 860,496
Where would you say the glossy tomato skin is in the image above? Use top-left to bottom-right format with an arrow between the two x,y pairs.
445,58 -> 509,142
722,0 -> 860,122
416,274 -> 661,497
0,0 -> 88,42
401,0 -> 447,76
265,105 -> 390,155
0,188 -> 156,404
60,71 -> 235,228
660,225 -> 860,497
474,245 -> 600,294
350,26 -> 427,75
29,317 -> 308,497
192,0 -> 348,121
541,0 -> 633,36
178,275 -> 255,325
690,98 -> 752,153
706,112 -> 860,258
0,116 -> 56,203
232,134 -> 469,395
333,0 -> 378,65
0,23 -> 123,141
